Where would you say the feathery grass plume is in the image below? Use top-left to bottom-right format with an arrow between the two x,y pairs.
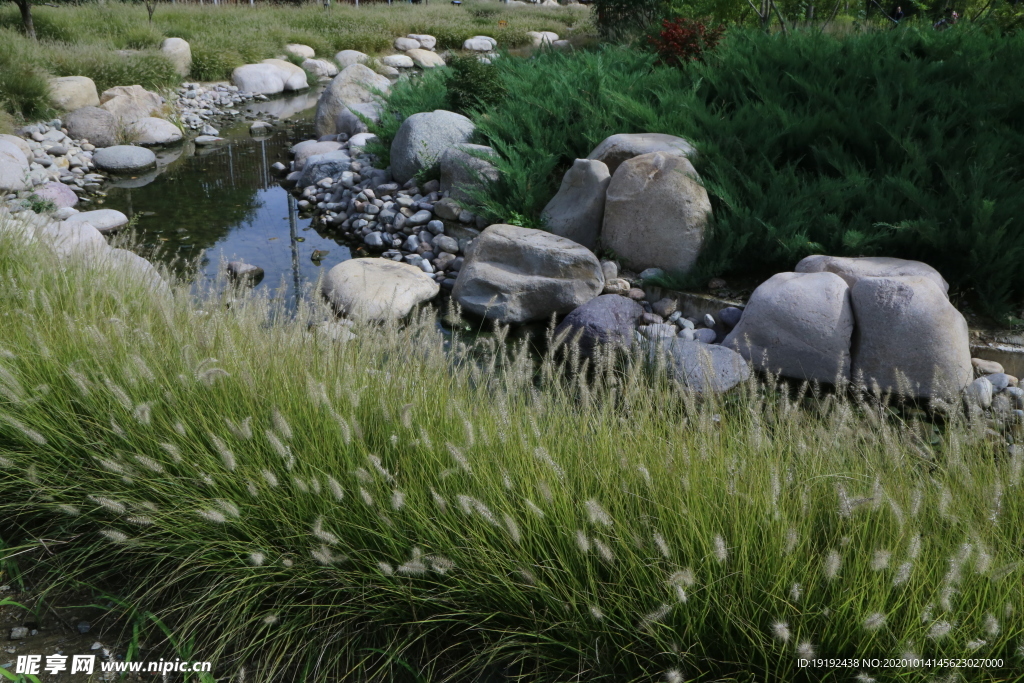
216,500 -> 240,518
95,457 -> 128,475
589,605 -> 604,621
262,611 -> 280,625
429,487 -> 446,512
985,613 -> 1000,637
130,354 -> 156,383
359,487 -> 374,507
637,464 -> 652,487
456,494 -> 473,515
790,583 -> 802,602
198,367 -> 230,386
265,429 -> 291,461
1,414 -> 47,445
249,552 -> 266,567
713,535 -> 728,564
100,529 -> 130,544
261,470 -> 279,487
593,538 -> 615,564
665,670 -> 683,683
863,612 -> 886,632
796,641 -> 816,659
327,476 -> 344,501
939,585 -> 957,611
836,482 -> 853,519
534,447 -> 565,480
225,417 -> 253,440
397,552 -> 428,576
921,603 -> 934,623
368,454 -> 395,482
0,456 -> 11,468
210,433 -> 236,471
89,495 -> 127,514
537,480 -> 554,505
110,419 -> 125,438
391,490 -> 406,510
199,509 -> 228,524
928,621 -> 953,640
57,504 -> 80,516
668,568 -> 695,588
103,378 -> 133,410
378,562 -> 395,576
911,486 -> 924,517
586,499 -> 613,527
173,422 -> 187,436
976,547 -> 992,574
503,513 -> 521,544
312,517 -> 339,545
824,550 -> 841,579
312,545 -> 345,565
938,486 -> 953,519
771,621 -> 791,643
271,407 -> 292,440
784,527 -> 798,555
575,530 -> 591,553
641,604 -> 671,631
399,403 -> 413,430
354,467 -> 372,484
907,533 -> 922,560
133,454 -> 164,474
158,442 -> 183,464
525,498 -> 545,518
515,567 -> 536,585
133,402 -> 151,425
967,638 -> 987,651
854,674 -> 876,683
292,476 -> 310,493
893,561 -> 912,586
871,550 -> 891,571
470,497 -> 498,526
447,443 -> 472,474
67,366 -> 92,396
331,410 -> 352,445
246,482 -> 259,497
654,532 -> 670,559
126,515 -> 153,526
428,555 -> 454,574
501,470 -> 513,490
674,585 -> 687,603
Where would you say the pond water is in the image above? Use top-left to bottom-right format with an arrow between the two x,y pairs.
99,87 -> 353,307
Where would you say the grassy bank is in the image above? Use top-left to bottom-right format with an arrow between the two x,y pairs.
371,27 -> 1024,320
0,0 -> 589,121
1,212 -> 1023,681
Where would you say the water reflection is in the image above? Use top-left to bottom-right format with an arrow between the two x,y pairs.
100,87 -> 351,307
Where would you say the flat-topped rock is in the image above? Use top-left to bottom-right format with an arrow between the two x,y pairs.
323,258 -> 439,321
335,50 -> 369,68
34,182 -> 78,209
406,48 -> 445,69
64,209 -> 129,234
48,76 -> 100,111
588,133 -> 696,175
92,145 -> 157,173
130,117 -> 183,146
99,85 -> 164,124
795,254 -> 950,298
285,43 -> 315,59
64,107 -> 118,148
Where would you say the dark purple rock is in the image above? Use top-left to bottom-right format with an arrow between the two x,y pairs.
34,182 -> 78,208
693,327 -> 717,344
718,306 -> 743,329
554,294 -> 644,357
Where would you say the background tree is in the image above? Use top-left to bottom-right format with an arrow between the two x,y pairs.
12,0 -> 35,39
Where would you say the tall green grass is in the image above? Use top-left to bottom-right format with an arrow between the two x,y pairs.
372,27 -> 1024,319
0,0 -> 589,122
1,211 -> 1022,682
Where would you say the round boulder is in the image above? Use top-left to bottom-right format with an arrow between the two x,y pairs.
650,338 -> 751,394
390,110 -> 475,185
92,146 -> 157,174
541,158 -> 611,251
526,31 -> 559,47
0,140 -> 29,193
382,54 -> 415,69
40,220 -> 109,260
335,50 -> 369,68
285,43 -> 316,59
601,151 -> 711,275
407,34 -> 437,50
323,258 -> 439,321
394,36 -> 421,51
722,271 -> 854,384
302,58 -> 339,79
463,36 -> 497,51
99,85 -> 164,124
587,133 -> 696,175
553,294 -> 643,357
64,107 -> 118,148
130,117 -> 183,146
48,76 -> 100,111
850,275 -> 972,399
314,64 -> 391,137
64,209 -> 129,234
34,182 -> 79,209
452,224 -> 605,324
406,49 -> 445,68
161,38 -> 192,77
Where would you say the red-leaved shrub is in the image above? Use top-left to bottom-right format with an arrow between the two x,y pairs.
649,17 -> 726,67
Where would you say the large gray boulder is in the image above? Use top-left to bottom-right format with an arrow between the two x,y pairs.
336,102 -> 381,137
48,76 -> 100,111
101,248 -> 170,295
314,64 -> 390,137
390,110 -> 475,185
452,224 -> 604,324
541,158 -> 611,251
722,271 -> 853,384
439,144 -> 498,203
849,275 -> 972,398
64,107 -> 118,148
587,133 -> 696,175
0,140 -> 29,193
297,151 -> 351,188
161,38 -> 192,77
796,255 -> 950,298
601,151 -> 711,275
553,294 -> 643,357
651,338 -> 751,394
323,258 -> 439,321
39,219 -> 108,260
334,50 -> 369,68
302,58 -> 339,79
463,36 -> 497,51
92,146 -> 157,174
99,85 -> 164,124
285,43 -> 316,59
65,209 -> 129,234
292,140 -> 343,168
129,117 -> 183,146
406,49 -> 445,69
232,61 -> 308,95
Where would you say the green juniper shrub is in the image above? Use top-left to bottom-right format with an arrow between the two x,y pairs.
445,54 -> 508,115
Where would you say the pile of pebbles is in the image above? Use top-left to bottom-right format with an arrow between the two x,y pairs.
4,119 -> 107,208
281,135 -> 483,289
174,82 -> 267,131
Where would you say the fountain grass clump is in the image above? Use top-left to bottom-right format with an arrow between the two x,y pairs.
0,214 -> 1022,682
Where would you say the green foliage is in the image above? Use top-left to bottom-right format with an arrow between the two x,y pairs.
0,55 -> 51,119
366,68 -> 449,168
49,50 -> 180,94
380,29 -> 1024,318
591,0 -> 669,40
445,54 -> 507,115
21,193 -> 56,215
188,42 -> 245,83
